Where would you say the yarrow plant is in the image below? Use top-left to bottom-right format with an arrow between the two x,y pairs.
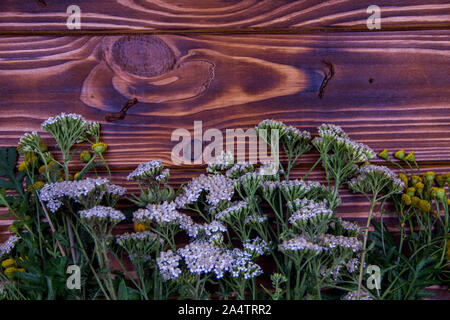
0,114 -> 447,301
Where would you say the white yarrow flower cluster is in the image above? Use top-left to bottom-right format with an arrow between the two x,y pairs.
215,201 -> 249,221
0,235 -> 19,257
348,165 -> 405,194
177,241 -> 234,279
343,290 -> 372,300
105,184 -> 127,196
278,236 -> 323,255
79,206 -> 125,222
283,125 -> 311,143
18,131 -> 42,153
225,162 -> 254,178
157,250 -> 182,280
206,150 -> 235,173
318,234 -> 362,253
185,220 -> 227,240
133,201 -> 182,225
243,237 -> 270,258
280,180 -> 329,202
39,178 -> 119,212
229,249 -> 263,280
41,113 -> 86,130
287,198 -> 329,213
288,200 -> 333,228
116,231 -> 158,243
127,160 -> 164,181
174,174 -> 234,208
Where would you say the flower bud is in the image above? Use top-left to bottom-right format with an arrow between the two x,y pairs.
411,175 -> 422,186
1,258 -> 17,269
404,151 -> 415,162
406,187 -> 415,197
17,161 -> 28,172
411,196 -> 421,207
91,142 -> 107,154
424,171 -> 435,184
398,173 -> 408,187
414,182 -> 424,196
394,149 -> 405,160
436,175 -> 446,187
377,149 -> 390,160
401,194 -> 411,206
80,150 -> 92,162
431,187 -> 447,202
418,199 -> 431,213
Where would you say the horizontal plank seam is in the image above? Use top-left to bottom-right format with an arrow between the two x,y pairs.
1,24 -> 450,36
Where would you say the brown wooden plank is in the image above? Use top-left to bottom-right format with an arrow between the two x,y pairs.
0,31 -> 449,222
0,0 -> 449,32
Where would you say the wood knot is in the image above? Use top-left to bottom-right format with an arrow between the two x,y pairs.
112,35 -> 176,77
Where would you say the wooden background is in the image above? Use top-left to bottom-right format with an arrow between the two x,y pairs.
0,0 -> 449,243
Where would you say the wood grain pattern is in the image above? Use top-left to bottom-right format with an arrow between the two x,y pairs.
0,31 -> 449,240
0,0 -> 449,32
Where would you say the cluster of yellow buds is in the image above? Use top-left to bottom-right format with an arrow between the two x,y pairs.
1,258 -> 25,279
400,169 -> 448,216
378,148 -> 417,163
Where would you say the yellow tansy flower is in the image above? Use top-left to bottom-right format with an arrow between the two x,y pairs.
134,222 -> 151,232
92,142 -> 107,154
406,187 -> 415,197
398,173 -> 408,187
436,175 -> 446,187
431,188 -> 447,202
80,150 -> 92,162
1,258 -> 17,269
26,181 -> 45,192
38,165 -> 46,175
415,182 -> 424,196
17,161 -> 28,172
418,200 -> 431,213
401,194 -> 412,206
411,196 -> 421,207
411,175 -> 422,185
377,149 -> 389,160
404,152 -> 415,162
424,171 -> 436,184
394,149 -> 405,160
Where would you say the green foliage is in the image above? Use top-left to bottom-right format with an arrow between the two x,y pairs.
369,220 -> 442,300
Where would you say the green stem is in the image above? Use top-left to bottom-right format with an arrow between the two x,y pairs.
357,197 -> 377,299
